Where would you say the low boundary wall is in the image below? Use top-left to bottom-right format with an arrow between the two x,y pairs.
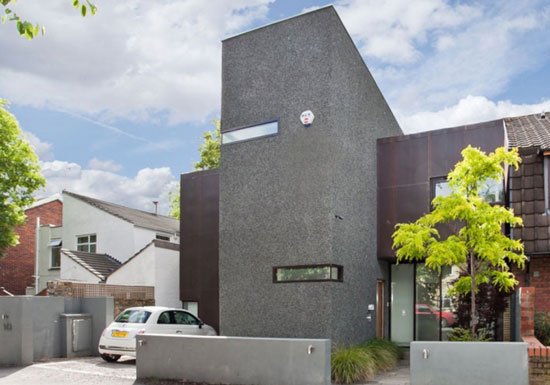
136,335 -> 330,385
411,341 -> 528,385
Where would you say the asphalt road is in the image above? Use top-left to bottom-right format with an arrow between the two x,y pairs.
0,357 -> 141,385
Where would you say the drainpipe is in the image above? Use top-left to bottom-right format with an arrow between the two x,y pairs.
34,217 -> 40,295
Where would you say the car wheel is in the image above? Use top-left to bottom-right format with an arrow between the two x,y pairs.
100,354 -> 121,362
441,319 -> 448,328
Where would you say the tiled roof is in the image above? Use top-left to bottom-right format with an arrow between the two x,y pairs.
505,113 -> 550,150
64,191 -> 179,235
61,249 -> 121,281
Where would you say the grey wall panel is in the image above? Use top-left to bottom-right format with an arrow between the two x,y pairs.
410,341 -> 528,385
136,335 -> 330,385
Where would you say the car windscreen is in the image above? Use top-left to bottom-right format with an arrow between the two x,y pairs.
115,309 -> 152,324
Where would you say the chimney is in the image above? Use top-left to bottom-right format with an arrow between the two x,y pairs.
541,111 -> 547,119
153,201 -> 158,215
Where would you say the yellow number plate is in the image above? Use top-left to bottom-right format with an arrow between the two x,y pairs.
112,330 -> 128,338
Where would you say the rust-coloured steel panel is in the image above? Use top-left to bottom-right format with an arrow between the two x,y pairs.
180,169 -> 220,332
377,119 -> 506,260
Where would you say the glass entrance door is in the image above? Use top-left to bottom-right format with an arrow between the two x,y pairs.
390,263 -> 459,344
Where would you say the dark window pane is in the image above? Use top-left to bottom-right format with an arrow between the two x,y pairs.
90,235 -> 97,243
173,311 -> 200,325
51,247 -> 61,268
157,312 -> 171,324
77,236 -> 88,244
90,244 -> 96,253
77,245 -> 89,252
274,265 -> 342,282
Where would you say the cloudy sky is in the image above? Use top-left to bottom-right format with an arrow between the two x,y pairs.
1,0 -> 549,214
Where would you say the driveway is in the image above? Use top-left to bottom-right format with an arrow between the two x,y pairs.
0,357 -> 139,385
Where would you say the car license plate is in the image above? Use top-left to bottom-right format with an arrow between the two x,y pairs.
112,330 -> 128,338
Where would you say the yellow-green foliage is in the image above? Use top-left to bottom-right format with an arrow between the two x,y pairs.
331,339 -> 402,384
392,146 -> 525,295
0,101 -> 45,254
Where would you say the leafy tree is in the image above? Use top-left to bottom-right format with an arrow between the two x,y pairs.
392,146 -> 526,340
0,101 -> 45,255
168,120 -> 221,219
1,0 -> 96,40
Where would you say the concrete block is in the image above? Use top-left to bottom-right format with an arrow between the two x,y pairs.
411,341 -> 528,385
137,335 -> 330,385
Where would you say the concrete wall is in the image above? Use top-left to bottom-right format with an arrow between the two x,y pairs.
62,193 -> 136,262
36,225 -> 63,293
410,341 -> 528,385
60,252 -> 101,283
219,6 -> 402,344
80,297 -> 114,355
136,335 -> 330,385
0,297 -> 33,366
0,296 -> 114,365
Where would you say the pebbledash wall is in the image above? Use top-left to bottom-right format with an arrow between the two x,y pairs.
218,6 -> 402,344
0,197 -> 62,295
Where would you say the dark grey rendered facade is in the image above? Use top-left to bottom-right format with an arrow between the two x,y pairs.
218,6 -> 402,345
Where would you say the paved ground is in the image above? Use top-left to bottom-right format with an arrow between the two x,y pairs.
0,356 -> 411,385
364,361 -> 410,385
0,357 -> 139,385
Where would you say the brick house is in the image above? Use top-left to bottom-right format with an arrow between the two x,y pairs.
0,194 -> 62,295
506,112 -> 550,314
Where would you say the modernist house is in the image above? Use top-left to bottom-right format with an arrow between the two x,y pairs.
36,190 -> 181,307
180,5 -> 550,347
0,194 -> 62,295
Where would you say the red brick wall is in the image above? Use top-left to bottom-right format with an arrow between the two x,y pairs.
529,348 -> 550,385
0,200 -> 62,295
513,258 -> 550,314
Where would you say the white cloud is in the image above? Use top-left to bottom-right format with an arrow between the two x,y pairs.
87,158 -> 123,172
398,95 -> 550,133
0,0 -> 273,125
335,0 -> 482,64
23,130 -> 54,161
38,160 -> 178,215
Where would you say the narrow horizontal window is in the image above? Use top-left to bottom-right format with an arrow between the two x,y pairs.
273,264 -> 343,283
222,120 -> 278,145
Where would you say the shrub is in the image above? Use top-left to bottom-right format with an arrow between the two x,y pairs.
331,339 -> 403,384
448,327 -> 492,342
535,312 -> 550,346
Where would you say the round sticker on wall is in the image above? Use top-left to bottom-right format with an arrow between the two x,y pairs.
300,110 -> 315,127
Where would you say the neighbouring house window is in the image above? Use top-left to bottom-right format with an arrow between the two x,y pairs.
77,234 -> 96,253
47,238 -> 62,269
430,176 -> 504,204
221,120 -> 278,145
183,301 -> 199,316
273,264 -> 343,283
156,234 -> 170,241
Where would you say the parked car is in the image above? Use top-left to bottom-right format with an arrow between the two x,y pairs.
98,306 -> 217,362
415,303 -> 456,327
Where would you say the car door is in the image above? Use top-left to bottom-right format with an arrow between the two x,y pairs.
172,310 -> 203,335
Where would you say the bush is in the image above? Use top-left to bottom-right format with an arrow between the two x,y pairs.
448,327 -> 492,342
331,339 -> 402,384
535,312 -> 550,346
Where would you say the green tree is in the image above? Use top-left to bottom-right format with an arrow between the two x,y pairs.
0,101 -> 45,254
1,0 -> 96,40
168,120 -> 221,219
392,146 -> 526,340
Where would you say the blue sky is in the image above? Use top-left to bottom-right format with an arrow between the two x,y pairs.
1,0 -> 549,213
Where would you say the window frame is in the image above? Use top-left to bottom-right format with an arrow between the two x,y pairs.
77,234 -> 97,253
50,246 -> 61,269
221,119 -> 279,145
272,264 -> 344,284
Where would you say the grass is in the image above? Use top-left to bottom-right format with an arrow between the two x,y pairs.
331,339 -> 402,384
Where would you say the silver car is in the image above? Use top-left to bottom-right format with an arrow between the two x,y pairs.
98,306 -> 217,362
